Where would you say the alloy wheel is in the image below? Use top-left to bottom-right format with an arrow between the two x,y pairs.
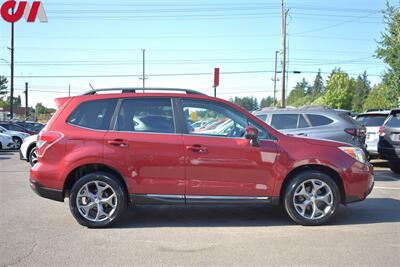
292,179 -> 334,220
76,181 -> 117,222
30,149 -> 38,166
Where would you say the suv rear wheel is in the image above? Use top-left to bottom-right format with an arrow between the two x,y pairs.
283,170 -> 340,226
69,172 -> 126,228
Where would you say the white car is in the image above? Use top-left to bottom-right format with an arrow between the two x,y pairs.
0,125 -> 30,149
0,133 -> 15,150
20,134 -> 38,166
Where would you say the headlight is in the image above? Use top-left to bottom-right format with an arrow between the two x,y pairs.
339,146 -> 367,163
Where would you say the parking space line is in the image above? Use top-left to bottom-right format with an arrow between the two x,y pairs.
374,186 -> 400,190
378,176 -> 400,181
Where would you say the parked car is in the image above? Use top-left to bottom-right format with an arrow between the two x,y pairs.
0,125 -> 30,149
0,122 -> 36,135
0,132 -> 15,150
253,106 -> 366,149
14,121 -> 45,134
30,88 -> 373,228
378,109 -> 400,174
20,134 -> 38,166
355,111 -> 390,158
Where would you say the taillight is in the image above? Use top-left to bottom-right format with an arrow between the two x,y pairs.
378,126 -> 385,136
345,127 -> 366,137
37,131 -> 63,158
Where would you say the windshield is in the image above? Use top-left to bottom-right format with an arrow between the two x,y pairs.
356,115 -> 388,127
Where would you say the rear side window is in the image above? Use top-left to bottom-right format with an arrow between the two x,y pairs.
256,114 -> 267,122
306,114 -> 333,127
356,115 -> 387,127
271,114 -> 298,130
67,99 -> 117,130
386,113 -> 400,127
116,98 -> 175,133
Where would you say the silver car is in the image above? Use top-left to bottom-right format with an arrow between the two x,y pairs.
355,111 -> 390,157
253,106 -> 366,149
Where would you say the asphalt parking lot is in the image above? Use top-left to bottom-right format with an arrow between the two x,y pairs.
0,151 -> 399,267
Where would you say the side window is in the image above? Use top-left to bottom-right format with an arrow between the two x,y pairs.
298,114 -> 310,128
67,99 -> 117,130
181,99 -> 269,139
386,113 -> 400,127
271,114 -> 299,130
256,114 -> 267,122
306,114 -> 333,127
116,98 -> 175,133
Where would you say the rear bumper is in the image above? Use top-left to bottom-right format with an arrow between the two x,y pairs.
30,178 -> 64,202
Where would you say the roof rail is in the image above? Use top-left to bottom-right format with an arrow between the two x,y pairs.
82,88 -> 206,96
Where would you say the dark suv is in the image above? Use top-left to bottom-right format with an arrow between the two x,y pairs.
30,88 -> 374,228
378,109 -> 400,173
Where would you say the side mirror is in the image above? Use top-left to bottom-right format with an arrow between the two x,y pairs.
245,126 -> 260,147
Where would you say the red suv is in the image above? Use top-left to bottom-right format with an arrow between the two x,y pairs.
30,88 -> 374,227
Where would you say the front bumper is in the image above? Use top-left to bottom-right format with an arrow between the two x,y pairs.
345,163 -> 374,204
30,178 -> 64,202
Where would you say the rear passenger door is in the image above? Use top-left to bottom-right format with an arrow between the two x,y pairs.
104,98 -> 185,196
270,113 -> 310,136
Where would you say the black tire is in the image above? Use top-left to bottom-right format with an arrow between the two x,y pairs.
28,147 -> 38,166
69,172 -> 126,228
283,170 -> 341,226
388,161 -> 400,174
12,137 -> 22,149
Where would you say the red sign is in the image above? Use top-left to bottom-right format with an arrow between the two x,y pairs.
1,1 -> 47,23
214,68 -> 220,87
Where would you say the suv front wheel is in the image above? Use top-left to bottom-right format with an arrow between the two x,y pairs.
69,172 -> 126,228
283,171 -> 340,226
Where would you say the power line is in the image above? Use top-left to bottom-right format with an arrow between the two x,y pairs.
4,70 -> 382,79
291,11 -> 380,35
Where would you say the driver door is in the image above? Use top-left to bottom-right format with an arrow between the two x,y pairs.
180,98 -> 277,197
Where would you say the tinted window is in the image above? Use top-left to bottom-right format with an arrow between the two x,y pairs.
117,98 -> 175,133
356,115 -> 387,127
306,114 -> 333,126
298,114 -> 309,128
386,113 -> 400,127
181,99 -> 270,139
256,114 -> 267,122
271,114 -> 298,130
67,99 -> 117,130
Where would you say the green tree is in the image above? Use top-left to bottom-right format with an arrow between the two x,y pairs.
259,96 -> 275,108
0,76 -> 8,96
287,78 -> 311,106
363,84 -> 393,111
230,96 -> 258,111
322,71 -> 355,110
6,95 -> 21,107
352,71 -> 371,112
375,2 -> 400,107
310,69 -> 324,98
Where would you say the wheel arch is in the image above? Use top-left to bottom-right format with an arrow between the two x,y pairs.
26,142 -> 36,161
63,163 -> 128,199
279,164 -> 346,205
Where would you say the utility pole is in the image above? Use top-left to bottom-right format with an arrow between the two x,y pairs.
141,49 -> 146,90
281,0 -> 288,108
273,50 -> 279,106
68,84 -> 71,96
10,9 -> 15,120
24,82 -> 28,119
